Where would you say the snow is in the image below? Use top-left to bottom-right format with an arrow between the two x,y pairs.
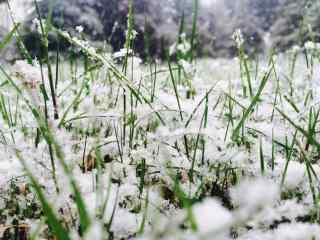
231,178 -> 280,215
1,28 -> 320,239
193,198 -> 233,234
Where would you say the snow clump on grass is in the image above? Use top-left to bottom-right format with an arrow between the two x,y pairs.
193,198 -> 233,234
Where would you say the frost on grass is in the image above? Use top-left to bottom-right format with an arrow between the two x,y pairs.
1,29 -> 320,240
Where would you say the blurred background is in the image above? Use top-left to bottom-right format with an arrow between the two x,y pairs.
1,0 -> 319,62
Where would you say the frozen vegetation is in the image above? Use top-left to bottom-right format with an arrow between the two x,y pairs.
1,0 -> 320,240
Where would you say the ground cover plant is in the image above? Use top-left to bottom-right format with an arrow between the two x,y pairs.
1,0 -> 320,239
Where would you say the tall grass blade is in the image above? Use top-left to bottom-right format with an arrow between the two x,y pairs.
232,67 -> 272,141
0,23 -> 20,51
15,152 -> 71,240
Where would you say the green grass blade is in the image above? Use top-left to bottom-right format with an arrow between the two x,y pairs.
189,0 -> 198,61
276,107 -> 320,153
259,138 -> 265,175
232,67 -> 272,141
0,23 -> 20,51
168,57 -> 183,121
15,152 -> 71,240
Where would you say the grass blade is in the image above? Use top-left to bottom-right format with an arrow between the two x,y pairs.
232,67 -> 272,142
0,23 -> 20,51
15,151 -> 71,240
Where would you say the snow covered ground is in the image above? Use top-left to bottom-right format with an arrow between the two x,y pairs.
1,31 -> 320,239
